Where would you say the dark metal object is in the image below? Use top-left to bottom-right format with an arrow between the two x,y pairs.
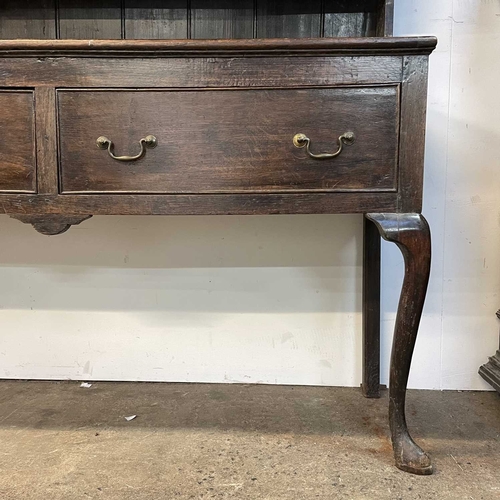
479,310 -> 500,393
479,351 -> 500,393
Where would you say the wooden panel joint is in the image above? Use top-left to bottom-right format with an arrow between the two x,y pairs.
35,87 -> 59,194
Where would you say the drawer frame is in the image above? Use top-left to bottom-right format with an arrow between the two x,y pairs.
55,84 -> 401,195
0,88 -> 37,193
0,37 -> 434,216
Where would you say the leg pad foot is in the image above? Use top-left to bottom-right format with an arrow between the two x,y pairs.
394,438 -> 433,475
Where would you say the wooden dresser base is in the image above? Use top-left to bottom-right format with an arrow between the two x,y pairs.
0,37 -> 437,474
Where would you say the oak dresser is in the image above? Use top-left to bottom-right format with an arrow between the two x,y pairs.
0,1 -> 436,475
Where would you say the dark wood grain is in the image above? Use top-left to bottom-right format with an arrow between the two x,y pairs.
0,0 -> 56,39
0,0 -> 395,41
367,213 -> 432,475
0,37 -> 438,56
35,87 -> 58,194
0,192 -> 399,216
57,87 -> 399,194
324,0 -> 378,38
0,91 -> 36,193
58,0 -> 122,39
257,0 -> 322,38
360,0 -> 393,406
124,0 -> 188,39
377,0 -> 394,36
362,216 -> 381,398
0,55 -> 403,88
191,0 -> 254,39
11,214 -> 92,235
398,56 -> 429,212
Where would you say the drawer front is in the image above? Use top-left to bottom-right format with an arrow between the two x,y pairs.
58,87 -> 399,194
0,90 -> 36,193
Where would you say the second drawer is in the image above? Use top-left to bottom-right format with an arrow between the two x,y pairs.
57,87 -> 399,194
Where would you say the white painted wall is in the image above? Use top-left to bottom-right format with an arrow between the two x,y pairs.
0,1 -> 498,390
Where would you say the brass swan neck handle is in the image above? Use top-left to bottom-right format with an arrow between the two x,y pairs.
96,135 -> 157,161
293,131 -> 355,159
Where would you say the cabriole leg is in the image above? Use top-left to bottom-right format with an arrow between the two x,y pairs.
366,213 -> 433,475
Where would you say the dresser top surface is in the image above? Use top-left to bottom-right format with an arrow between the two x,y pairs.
0,37 -> 437,57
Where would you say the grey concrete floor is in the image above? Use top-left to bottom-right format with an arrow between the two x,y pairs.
0,382 -> 498,499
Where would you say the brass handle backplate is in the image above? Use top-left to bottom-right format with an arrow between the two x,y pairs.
96,135 -> 157,161
293,131 -> 355,159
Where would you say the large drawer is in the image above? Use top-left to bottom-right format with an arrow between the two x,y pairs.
57,87 -> 399,194
0,90 -> 36,193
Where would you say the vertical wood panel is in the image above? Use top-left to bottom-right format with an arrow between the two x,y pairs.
124,0 -> 188,39
362,216 -> 381,398
377,0 -> 394,36
257,0 -> 322,38
398,56 -> 428,212
58,0 -> 122,39
1,1 -> 394,41
191,0 -> 254,39
0,0 -> 56,39
324,0 -> 378,38
35,87 -> 58,194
